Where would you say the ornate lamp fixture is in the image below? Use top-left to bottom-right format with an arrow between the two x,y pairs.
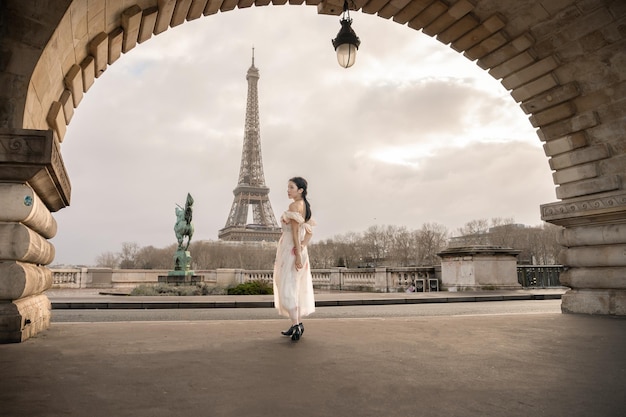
331,0 -> 361,68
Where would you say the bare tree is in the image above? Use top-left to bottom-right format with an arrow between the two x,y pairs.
135,245 -> 176,269
118,242 -> 141,269
528,223 -> 563,264
488,217 -> 521,248
95,218 -> 562,271
418,222 -> 449,265
95,251 -> 119,268
455,219 -> 490,245
390,226 -> 412,266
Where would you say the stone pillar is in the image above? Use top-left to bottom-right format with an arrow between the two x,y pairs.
0,129 -> 70,343
374,267 -> 388,292
437,246 -> 522,291
542,192 -> 626,315
215,269 -> 243,288
329,267 -> 343,290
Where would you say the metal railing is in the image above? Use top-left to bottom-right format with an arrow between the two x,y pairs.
517,265 -> 564,288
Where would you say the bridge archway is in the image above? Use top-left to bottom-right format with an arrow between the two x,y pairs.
0,0 -> 624,342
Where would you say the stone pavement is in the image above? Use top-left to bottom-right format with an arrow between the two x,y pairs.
1,289 -> 625,417
46,288 -> 567,309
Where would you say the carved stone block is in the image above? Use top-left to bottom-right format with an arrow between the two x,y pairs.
0,293 -> 51,343
0,128 -> 71,211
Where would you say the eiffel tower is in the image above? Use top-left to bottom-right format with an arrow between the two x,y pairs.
218,50 -> 281,242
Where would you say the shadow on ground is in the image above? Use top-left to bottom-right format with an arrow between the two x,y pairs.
1,314 -> 625,417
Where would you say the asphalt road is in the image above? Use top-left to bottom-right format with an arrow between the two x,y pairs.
52,299 -> 562,322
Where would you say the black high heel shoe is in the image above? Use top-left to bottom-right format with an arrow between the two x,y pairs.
299,322 -> 304,335
281,325 -> 297,336
291,324 -> 302,341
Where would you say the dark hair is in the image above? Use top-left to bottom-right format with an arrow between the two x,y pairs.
289,176 -> 311,221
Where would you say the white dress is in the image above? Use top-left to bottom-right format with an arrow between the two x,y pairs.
273,211 -> 316,318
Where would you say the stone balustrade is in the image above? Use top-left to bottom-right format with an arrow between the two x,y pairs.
51,265 -> 564,293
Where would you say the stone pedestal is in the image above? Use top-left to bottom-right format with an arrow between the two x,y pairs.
158,274 -> 204,285
157,250 -> 203,285
437,246 -> 522,291
542,192 -> 626,316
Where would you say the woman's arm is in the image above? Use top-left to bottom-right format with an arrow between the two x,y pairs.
290,220 -> 303,269
301,230 -> 312,247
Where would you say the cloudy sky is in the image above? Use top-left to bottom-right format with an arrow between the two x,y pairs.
51,6 -> 556,266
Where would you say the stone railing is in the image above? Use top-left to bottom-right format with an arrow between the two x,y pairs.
51,268 -> 83,288
51,266 -> 441,292
50,265 -> 564,292
243,267 -> 440,292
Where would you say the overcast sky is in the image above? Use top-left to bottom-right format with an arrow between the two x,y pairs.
50,6 -> 556,266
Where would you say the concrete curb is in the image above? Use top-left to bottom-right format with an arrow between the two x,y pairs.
51,292 -> 563,309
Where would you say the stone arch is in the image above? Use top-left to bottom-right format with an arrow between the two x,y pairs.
0,0 -> 624,342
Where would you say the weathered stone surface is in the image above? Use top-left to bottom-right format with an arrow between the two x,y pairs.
88,32 -> 108,77
0,128 -> 71,211
171,0 -> 193,26
155,0 -> 177,35
220,0 -> 238,12
561,289 -> 626,315
541,191 -> 626,227
80,56 -> 95,92
451,14 -> 506,53
437,246 -> 522,291
393,0 -> 432,26
502,56 -> 559,90
530,102 -> 577,127
0,183 -> 57,238
121,5 -> 142,53
0,293 -> 51,343
552,162 -> 597,185
204,0 -> 225,16
138,7 -> 158,43
521,82 -> 580,114
510,73 -> 559,102
46,101 -> 66,141
63,64 -> 83,107
59,89 -> 74,124
408,1 -> 447,30
187,0 -> 210,21
376,0 -> 411,19
556,174 -> 620,199
559,267 -> 626,289
464,30 -> 508,60
559,242 -> 626,267
489,51 -> 536,80
538,111 -> 599,141
543,132 -> 587,157
437,15 -> 479,45
0,261 -> 52,301
478,33 -> 534,69
558,224 -> 626,247
549,144 -> 608,170
0,223 -> 55,265
108,28 -> 123,64
423,0 -> 474,37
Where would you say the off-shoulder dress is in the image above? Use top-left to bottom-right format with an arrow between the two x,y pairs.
272,211 -> 316,319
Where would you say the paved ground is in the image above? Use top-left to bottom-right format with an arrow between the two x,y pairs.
1,290 -> 625,417
46,288 -> 566,309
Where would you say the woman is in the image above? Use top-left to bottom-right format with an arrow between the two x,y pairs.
273,177 -> 315,341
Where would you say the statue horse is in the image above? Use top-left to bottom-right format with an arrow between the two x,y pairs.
174,193 -> 194,251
